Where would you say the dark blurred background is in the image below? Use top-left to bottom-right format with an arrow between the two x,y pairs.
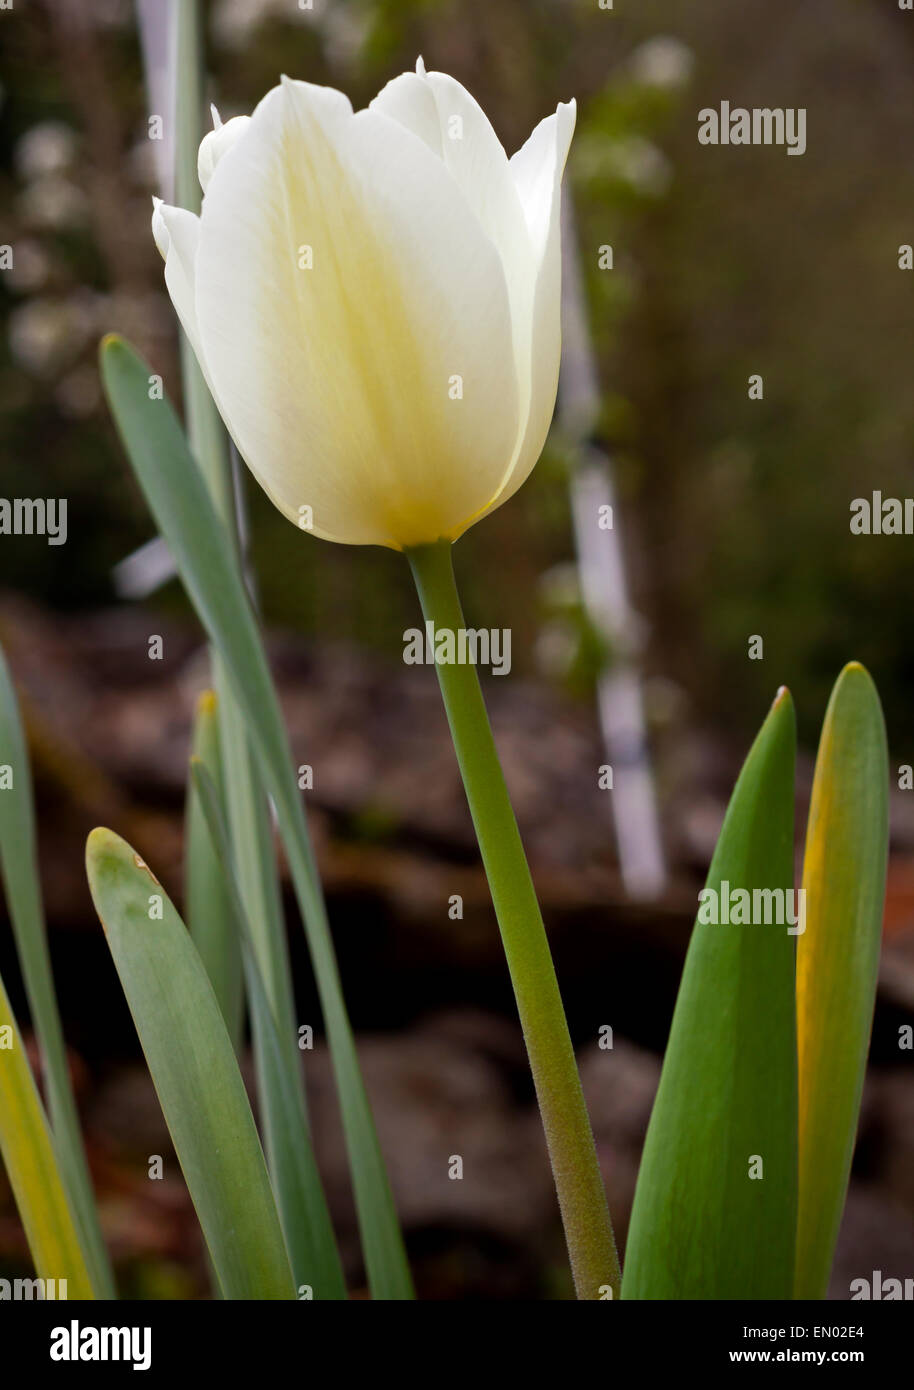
0,0 -> 913,1299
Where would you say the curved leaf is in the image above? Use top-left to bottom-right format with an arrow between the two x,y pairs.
85,827 -> 295,1300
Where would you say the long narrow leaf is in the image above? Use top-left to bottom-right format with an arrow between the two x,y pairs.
191,758 -> 346,1298
623,688 -> 798,1298
0,644 -> 113,1296
217,690 -> 300,1076
795,662 -> 889,1298
101,333 -> 412,1298
85,827 -> 295,1300
185,691 -> 244,1046
0,969 -> 94,1297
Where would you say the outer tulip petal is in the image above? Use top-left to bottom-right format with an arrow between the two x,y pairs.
483,100 -> 576,514
511,101 -> 577,260
371,68 -> 535,492
194,77 -> 520,547
152,200 -> 205,370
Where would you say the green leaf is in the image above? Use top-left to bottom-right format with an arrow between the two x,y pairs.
622,688 -> 798,1299
795,662 -> 889,1299
0,968 -> 95,1297
0,644 -> 113,1297
85,827 -> 295,1300
190,759 -> 346,1299
100,334 -> 412,1299
185,690 -> 244,1047
216,688 -> 301,1095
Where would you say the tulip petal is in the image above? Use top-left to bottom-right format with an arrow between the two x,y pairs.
152,200 -> 236,432
367,72 -> 443,160
194,77 -> 519,547
511,102 -> 577,260
487,100 -> 576,512
198,114 -> 252,194
371,70 -> 535,486
152,200 -> 206,374
369,69 -> 533,305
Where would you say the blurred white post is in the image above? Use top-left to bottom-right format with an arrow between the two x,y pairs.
559,189 -> 667,900
135,0 -> 176,202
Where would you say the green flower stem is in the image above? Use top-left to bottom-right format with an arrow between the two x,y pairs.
406,539 -> 621,1299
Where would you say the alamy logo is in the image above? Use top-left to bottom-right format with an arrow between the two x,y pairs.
0,1277 -> 66,1299
850,492 -> 914,535
0,497 -> 67,545
50,1320 -> 151,1371
698,102 -> 806,156
849,1270 -> 913,1300
697,883 -> 806,935
403,621 -> 511,676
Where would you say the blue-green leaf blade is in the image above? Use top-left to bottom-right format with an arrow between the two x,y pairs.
85,827 -> 295,1300
185,690 -> 244,1047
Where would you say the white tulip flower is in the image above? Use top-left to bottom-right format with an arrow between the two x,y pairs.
152,62 -> 575,549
